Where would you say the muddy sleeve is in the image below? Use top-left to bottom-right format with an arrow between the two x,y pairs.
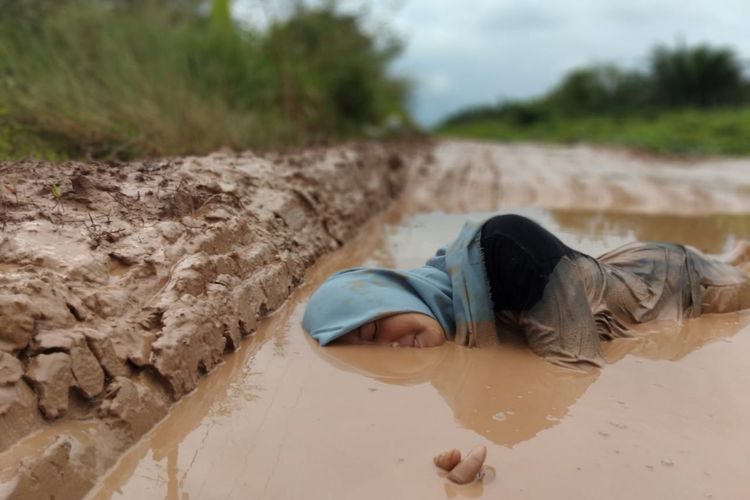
686,246 -> 750,315
517,257 -> 605,368
700,281 -> 750,314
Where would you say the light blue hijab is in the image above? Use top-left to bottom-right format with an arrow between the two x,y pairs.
303,220 -> 497,347
303,265 -> 454,345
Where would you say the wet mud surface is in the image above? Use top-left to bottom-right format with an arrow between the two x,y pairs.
0,143 -> 419,499
4,141 -> 750,498
86,207 -> 750,499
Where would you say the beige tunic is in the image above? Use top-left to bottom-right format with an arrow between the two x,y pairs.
503,242 -> 750,367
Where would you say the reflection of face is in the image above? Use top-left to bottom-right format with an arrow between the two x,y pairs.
335,313 -> 446,348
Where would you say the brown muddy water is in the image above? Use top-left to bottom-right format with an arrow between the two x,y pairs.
84,207 -> 750,500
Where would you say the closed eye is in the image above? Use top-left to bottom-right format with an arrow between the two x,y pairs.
358,321 -> 378,342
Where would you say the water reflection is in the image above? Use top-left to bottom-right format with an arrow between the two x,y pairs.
86,204 -> 750,499
549,209 -> 750,254
604,311 -> 750,363
314,207 -> 750,447
314,307 -> 750,449
315,342 -> 597,447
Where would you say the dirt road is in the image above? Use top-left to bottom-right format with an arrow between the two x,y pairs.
3,140 -> 750,499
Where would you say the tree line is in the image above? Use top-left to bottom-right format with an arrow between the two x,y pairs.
441,43 -> 748,128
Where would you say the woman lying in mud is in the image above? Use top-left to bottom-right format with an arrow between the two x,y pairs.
303,214 -> 750,367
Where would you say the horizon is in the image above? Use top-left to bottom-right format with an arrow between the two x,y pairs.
236,0 -> 750,127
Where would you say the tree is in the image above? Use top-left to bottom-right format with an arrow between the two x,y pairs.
547,64 -> 649,115
650,43 -> 744,107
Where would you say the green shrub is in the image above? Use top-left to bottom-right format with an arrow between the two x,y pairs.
650,43 -> 744,108
263,4 -> 410,141
545,65 -> 651,116
0,0 -> 411,159
437,107 -> 750,156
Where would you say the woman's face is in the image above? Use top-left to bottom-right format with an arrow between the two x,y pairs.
336,312 -> 446,348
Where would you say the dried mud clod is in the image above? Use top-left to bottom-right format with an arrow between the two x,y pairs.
0,294 -> 40,352
0,351 -> 24,385
24,352 -> 73,419
11,436 -> 98,500
0,142 -> 425,497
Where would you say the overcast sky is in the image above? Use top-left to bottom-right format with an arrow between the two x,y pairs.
237,0 -> 750,126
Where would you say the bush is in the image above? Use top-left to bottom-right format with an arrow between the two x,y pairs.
545,65 -> 651,116
650,43 -> 744,108
0,0 -> 411,159
441,100 -> 549,128
263,4 -> 410,141
437,107 -> 750,156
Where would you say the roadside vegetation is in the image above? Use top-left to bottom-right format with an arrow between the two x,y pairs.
0,0 -> 411,160
437,43 -> 750,156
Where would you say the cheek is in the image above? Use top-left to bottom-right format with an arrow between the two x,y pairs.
421,328 -> 446,347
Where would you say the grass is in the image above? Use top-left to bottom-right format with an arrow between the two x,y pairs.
0,1 -> 410,160
436,107 -> 750,156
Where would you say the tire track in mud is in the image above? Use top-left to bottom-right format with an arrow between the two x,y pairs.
408,141 -> 750,216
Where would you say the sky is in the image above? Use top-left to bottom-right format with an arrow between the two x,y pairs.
236,0 -> 750,126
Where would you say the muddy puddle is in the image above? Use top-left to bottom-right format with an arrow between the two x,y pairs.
78,206 -> 750,500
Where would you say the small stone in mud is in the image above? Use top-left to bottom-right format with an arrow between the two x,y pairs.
24,353 -> 73,419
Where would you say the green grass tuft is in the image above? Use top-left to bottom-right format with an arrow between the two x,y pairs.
437,108 -> 750,157
0,1 -> 411,160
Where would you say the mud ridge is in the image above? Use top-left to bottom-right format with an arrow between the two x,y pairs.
0,142 -> 425,499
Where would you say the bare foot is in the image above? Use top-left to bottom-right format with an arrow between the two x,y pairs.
446,445 -> 487,484
434,449 -> 462,471
722,240 -> 750,266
